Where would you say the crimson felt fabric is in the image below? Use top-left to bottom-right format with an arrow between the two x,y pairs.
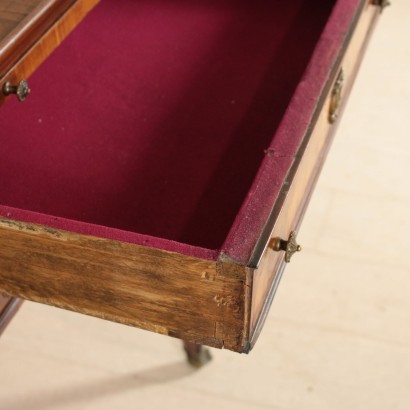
0,0 -> 356,261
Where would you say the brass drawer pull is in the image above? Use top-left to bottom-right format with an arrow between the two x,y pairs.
329,68 -> 344,124
2,80 -> 31,102
269,231 -> 302,263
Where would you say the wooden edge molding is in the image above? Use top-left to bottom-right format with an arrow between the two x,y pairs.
0,217 -> 250,352
0,0 -> 100,106
0,0 -> 76,77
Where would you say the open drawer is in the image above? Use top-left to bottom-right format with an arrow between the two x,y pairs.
0,0 -> 384,352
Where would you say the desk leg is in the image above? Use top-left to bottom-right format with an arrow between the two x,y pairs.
183,341 -> 212,368
0,296 -> 23,337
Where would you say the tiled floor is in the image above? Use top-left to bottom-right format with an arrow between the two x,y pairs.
1,2 -> 409,409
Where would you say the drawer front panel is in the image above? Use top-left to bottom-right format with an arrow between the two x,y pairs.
248,0 -> 381,349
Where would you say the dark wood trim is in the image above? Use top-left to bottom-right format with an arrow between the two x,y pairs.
0,296 -> 23,336
0,0 -> 76,78
0,0 -> 100,106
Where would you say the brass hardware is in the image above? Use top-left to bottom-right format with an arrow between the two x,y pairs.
269,231 -> 302,263
2,80 -> 31,102
372,0 -> 391,12
329,68 -> 344,124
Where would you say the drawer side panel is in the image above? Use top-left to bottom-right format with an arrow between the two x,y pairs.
0,218 -> 248,352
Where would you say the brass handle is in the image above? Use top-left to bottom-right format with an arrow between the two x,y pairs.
329,68 -> 344,124
269,231 -> 302,263
2,80 -> 31,102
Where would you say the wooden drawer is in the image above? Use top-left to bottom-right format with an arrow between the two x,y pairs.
0,0 -> 385,352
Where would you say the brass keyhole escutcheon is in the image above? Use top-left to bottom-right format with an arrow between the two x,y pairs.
269,231 -> 302,263
329,68 -> 344,124
2,80 -> 31,102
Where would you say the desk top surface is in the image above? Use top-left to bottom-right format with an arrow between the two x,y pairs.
0,0 -> 42,40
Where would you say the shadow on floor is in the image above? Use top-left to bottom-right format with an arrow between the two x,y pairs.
4,361 -> 197,410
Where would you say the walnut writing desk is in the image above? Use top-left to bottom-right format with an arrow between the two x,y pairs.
0,0 -> 387,361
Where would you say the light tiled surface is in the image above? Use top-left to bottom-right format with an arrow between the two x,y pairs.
1,2 -> 409,409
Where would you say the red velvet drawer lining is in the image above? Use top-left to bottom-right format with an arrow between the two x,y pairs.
0,0 -> 350,260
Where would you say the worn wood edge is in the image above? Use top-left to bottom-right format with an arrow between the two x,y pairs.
218,258 -> 253,352
218,252 -> 253,352
0,217 -> 238,278
247,1 -> 382,350
0,0 -> 100,106
241,265 -> 253,352
0,217 -> 249,352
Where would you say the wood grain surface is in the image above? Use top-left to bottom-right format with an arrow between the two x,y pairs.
0,0 -> 41,40
0,218 -> 250,352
